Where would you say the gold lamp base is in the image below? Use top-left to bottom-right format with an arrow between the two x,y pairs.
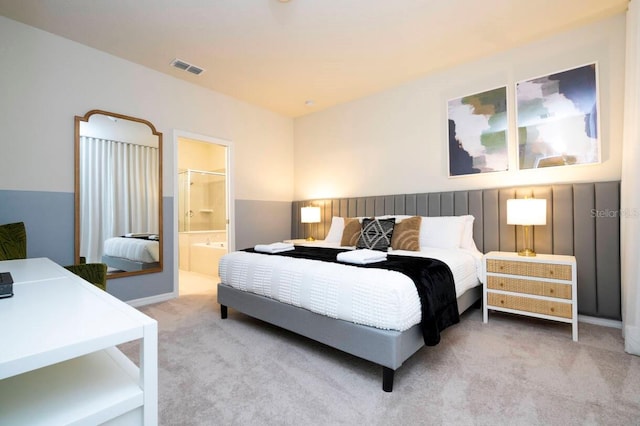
517,225 -> 537,256
305,236 -> 316,241
518,248 -> 537,257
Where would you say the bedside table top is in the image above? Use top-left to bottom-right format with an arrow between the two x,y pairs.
284,239 -> 327,246
485,251 -> 576,264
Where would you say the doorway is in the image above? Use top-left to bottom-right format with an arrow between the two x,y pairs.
173,131 -> 233,296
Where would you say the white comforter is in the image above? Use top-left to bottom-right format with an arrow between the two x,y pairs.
219,246 -> 482,332
103,237 -> 160,263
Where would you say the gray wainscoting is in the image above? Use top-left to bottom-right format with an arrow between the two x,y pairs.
292,181 -> 621,320
235,199 -> 292,250
0,190 -> 75,265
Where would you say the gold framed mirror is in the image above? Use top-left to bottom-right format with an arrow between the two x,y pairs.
74,110 -> 163,279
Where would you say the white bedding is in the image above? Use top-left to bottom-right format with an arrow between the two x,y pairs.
103,237 -> 160,263
219,245 -> 482,332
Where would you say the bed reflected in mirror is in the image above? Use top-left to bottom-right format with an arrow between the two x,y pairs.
74,110 -> 163,278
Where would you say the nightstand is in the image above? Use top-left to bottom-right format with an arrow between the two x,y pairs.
283,239 -> 313,245
483,251 -> 578,341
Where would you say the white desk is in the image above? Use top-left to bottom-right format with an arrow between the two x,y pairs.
0,258 -> 158,425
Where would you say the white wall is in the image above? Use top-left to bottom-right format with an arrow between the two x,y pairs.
0,16 -> 294,202
293,14 -> 626,200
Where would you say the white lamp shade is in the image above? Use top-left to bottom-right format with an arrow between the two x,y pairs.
507,198 -> 547,225
300,206 -> 321,224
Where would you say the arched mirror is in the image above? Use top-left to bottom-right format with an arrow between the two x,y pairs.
74,110 -> 163,279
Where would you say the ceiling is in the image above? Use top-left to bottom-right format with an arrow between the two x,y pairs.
0,0 -> 628,117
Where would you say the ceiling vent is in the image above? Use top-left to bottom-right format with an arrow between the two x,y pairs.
170,58 -> 205,76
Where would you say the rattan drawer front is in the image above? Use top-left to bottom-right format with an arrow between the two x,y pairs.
486,276 -> 571,299
488,293 -> 572,319
486,259 -> 572,280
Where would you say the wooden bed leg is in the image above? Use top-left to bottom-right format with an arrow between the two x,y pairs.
221,305 -> 228,319
382,367 -> 394,392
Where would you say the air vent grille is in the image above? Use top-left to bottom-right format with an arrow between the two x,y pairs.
170,58 -> 205,76
186,65 -> 204,75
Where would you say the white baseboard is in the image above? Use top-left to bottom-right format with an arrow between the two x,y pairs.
126,291 -> 177,308
578,314 -> 622,329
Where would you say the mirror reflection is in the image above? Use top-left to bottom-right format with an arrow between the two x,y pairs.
75,110 -> 163,278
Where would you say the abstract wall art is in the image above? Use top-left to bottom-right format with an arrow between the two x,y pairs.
447,86 -> 509,177
516,63 -> 600,169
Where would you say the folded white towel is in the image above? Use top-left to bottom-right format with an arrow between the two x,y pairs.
254,242 -> 295,254
337,249 -> 387,265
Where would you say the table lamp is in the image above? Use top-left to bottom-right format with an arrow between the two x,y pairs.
507,198 -> 547,256
301,206 -> 321,241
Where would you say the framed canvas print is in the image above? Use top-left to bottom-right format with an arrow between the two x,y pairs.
516,63 -> 600,169
447,86 -> 508,177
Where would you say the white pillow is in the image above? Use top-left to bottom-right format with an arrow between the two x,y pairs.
324,216 -> 345,243
460,215 -> 479,251
386,215 -> 413,223
420,216 -> 466,249
325,214 -> 477,249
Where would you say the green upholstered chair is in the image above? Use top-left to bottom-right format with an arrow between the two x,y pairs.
64,262 -> 108,291
0,221 -> 27,260
0,221 -> 107,291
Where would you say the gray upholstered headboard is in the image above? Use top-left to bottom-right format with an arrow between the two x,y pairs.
292,181 -> 621,320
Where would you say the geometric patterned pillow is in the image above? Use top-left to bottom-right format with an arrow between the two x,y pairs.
390,216 -> 421,251
356,218 -> 395,251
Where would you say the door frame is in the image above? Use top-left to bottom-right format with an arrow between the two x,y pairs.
172,130 -> 234,297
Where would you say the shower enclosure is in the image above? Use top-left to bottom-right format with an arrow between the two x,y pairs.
178,169 -> 227,232
178,169 -> 228,275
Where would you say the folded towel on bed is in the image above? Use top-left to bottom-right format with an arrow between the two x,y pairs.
254,242 -> 295,254
337,249 -> 387,264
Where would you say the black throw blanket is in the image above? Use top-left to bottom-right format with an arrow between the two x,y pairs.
245,246 -> 460,346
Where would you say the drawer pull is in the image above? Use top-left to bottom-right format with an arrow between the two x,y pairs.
499,282 -> 504,287
549,289 -> 554,294
550,307 -> 555,312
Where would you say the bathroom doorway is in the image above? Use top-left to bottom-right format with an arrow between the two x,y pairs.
174,131 -> 233,296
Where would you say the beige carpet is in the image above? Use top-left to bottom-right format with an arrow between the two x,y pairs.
122,271 -> 640,425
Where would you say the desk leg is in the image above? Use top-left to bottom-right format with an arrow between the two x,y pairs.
140,321 -> 158,426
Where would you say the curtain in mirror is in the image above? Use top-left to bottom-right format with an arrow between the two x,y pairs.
80,136 -> 159,263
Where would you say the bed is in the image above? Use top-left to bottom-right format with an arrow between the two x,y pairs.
102,235 -> 160,272
217,215 -> 483,392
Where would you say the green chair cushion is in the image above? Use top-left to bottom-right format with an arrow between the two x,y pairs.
65,263 -> 108,291
0,222 -> 27,261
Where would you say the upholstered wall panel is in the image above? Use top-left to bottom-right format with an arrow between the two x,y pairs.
499,189 -> 516,252
292,181 -> 621,320
594,182 -> 621,319
552,185 -> 574,255
468,191 -> 484,252
573,184 -> 598,315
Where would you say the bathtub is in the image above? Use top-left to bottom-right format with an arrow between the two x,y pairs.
188,242 -> 228,276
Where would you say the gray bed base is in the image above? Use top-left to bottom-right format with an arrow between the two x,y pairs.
102,254 -> 160,272
218,283 -> 482,392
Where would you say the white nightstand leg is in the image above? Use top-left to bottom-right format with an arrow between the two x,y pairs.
482,282 -> 488,323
